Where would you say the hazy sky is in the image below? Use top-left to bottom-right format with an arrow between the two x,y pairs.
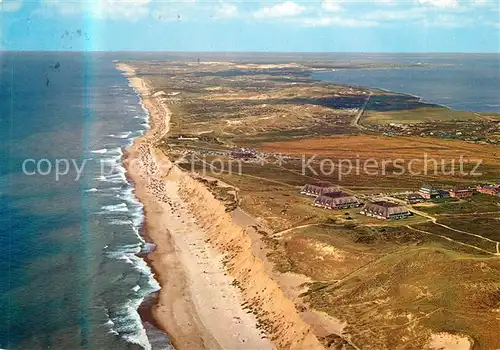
1,0 -> 499,52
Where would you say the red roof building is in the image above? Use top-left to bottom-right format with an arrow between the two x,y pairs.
476,184 -> 500,196
449,187 -> 473,198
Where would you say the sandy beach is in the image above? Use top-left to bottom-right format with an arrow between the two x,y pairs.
117,63 -> 325,349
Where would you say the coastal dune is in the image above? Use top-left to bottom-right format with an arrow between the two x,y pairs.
117,63 -> 322,349
176,171 -> 322,349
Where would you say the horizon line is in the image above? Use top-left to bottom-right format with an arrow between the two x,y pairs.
2,50 -> 499,55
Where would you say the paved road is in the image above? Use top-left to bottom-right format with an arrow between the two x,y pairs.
351,92 -> 372,130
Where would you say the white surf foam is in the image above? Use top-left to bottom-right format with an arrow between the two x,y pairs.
116,187 -> 133,199
92,147 -> 123,155
92,149 -> 108,154
102,78 -> 156,350
101,203 -> 129,213
109,131 -> 133,139
95,175 -> 126,184
141,243 -> 156,254
112,298 -> 153,350
107,147 -> 124,156
101,157 -> 121,167
97,170 -> 126,184
105,322 -> 119,336
109,219 -> 133,225
106,246 -> 158,289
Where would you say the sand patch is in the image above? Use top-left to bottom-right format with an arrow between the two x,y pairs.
428,332 -> 472,350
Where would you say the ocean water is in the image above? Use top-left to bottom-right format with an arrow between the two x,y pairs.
312,53 -> 500,113
0,52 -> 162,349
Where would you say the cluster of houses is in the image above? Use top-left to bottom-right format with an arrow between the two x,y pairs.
418,183 -> 474,200
300,181 -> 500,220
230,147 -> 257,159
405,182 -> 500,204
366,120 -> 500,146
228,148 -> 299,164
300,184 -> 411,220
476,183 -> 500,196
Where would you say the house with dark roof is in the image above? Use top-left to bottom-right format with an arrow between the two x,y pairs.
407,193 -> 425,204
300,184 -> 339,197
361,201 -> 411,220
314,191 -> 361,210
438,189 -> 450,198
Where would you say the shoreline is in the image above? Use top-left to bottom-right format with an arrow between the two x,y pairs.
122,146 -> 171,348
117,63 -> 286,349
117,63 -> 220,349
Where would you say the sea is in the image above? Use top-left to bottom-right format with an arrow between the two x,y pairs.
312,53 -> 500,113
0,52 -> 167,349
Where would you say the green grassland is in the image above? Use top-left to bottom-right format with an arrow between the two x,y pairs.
437,217 -> 500,241
414,194 -> 500,215
412,222 -> 497,253
364,106 -> 480,125
362,93 -> 481,125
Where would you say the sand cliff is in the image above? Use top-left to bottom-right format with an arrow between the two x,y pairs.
117,63 -> 323,349
176,167 -> 322,349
